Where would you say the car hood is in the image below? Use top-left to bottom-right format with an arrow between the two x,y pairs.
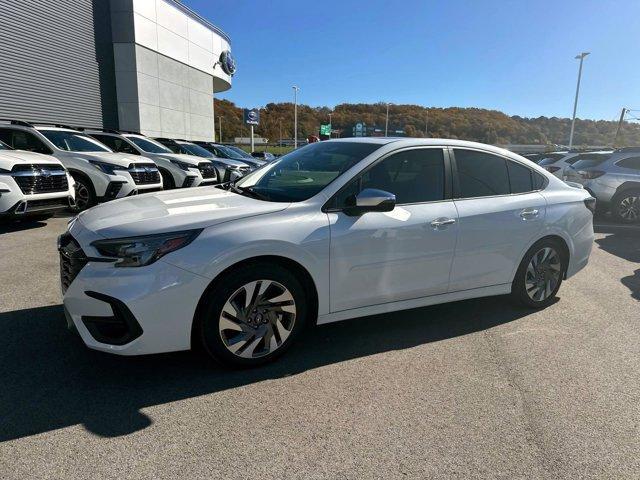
77,186 -> 290,238
0,150 -> 65,167
66,151 -> 144,168
153,153 -> 212,166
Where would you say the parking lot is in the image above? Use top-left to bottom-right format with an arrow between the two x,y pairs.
0,215 -> 638,479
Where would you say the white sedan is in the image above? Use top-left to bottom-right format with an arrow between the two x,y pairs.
60,139 -> 595,367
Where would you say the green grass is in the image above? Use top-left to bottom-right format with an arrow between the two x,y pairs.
236,145 -> 295,156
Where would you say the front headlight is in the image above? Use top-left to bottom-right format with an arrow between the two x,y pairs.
91,229 -> 203,267
169,159 -> 194,171
89,161 -> 120,175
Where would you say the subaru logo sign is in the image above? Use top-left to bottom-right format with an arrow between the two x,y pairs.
219,50 -> 236,76
243,108 -> 260,126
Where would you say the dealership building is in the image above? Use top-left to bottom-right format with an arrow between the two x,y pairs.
0,0 -> 233,140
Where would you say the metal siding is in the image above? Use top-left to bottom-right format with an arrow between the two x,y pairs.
0,0 -> 118,128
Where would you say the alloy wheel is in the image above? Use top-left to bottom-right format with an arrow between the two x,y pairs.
218,280 -> 297,359
618,195 -> 639,222
74,182 -> 90,211
525,247 -> 562,302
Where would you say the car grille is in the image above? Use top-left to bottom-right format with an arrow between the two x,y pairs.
198,162 -> 217,179
11,164 -> 68,194
59,232 -> 88,294
129,164 -> 160,185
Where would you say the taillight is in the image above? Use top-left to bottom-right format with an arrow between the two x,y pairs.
583,197 -> 596,214
578,170 -> 605,179
544,166 -> 561,173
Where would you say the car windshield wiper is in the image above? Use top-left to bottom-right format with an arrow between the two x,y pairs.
227,182 -> 270,201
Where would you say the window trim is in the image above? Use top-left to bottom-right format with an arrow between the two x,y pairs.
615,156 -> 640,171
322,146 -> 452,213
449,147 -> 548,201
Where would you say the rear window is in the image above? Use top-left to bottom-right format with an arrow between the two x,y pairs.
538,157 -> 561,166
571,154 -> 611,170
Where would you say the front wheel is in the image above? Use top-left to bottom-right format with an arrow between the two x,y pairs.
511,239 -> 566,308
70,176 -> 96,212
197,263 -> 308,367
611,190 -> 640,224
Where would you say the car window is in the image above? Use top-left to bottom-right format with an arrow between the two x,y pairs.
39,130 -> 111,152
0,129 -> 52,154
454,149 -> 510,198
571,154 -> 611,169
539,157 -> 561,166
127,136 -> 172,154
335,148 -> 445,207
0,140 -> 10,150
91,134 -> 139,155
179,143 -> 214,158
507,160 -> 535,193
616,156 -> 640,170
235,141 -> 382,202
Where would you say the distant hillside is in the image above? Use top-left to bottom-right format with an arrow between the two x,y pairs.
214,100 -> 640,147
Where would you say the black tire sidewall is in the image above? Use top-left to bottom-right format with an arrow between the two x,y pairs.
71,176 -> 96,212
512,238 -> 566,309
611,190 -> 640,224
198,263 -> 308,367
160,169 -> 175,190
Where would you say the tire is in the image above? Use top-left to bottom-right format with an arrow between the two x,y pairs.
511,238 -> 567,309
70,174 -> 96,212
160,169 -> 175,190
610,189 -> 640,224
197,263 -> 309,368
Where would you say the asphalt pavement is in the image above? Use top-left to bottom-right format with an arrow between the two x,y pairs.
0,215 -> 638,479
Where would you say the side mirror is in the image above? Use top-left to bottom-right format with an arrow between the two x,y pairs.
344,188 -> 396,216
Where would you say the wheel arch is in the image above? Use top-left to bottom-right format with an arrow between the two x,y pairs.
67,168 -> 96,195
613,181 -> 640,197
191,255 -> 320,348
511,233 -> 571,284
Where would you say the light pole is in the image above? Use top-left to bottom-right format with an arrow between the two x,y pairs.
328,113 -> 332,139
385,103 -> 390,137
292,85 -> 299,148
218,116 -> 223,142
569,52 -> 590,149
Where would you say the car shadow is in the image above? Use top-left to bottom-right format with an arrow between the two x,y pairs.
0,218 -> 48,234
595,232 -> 640,301
0,296 -> 535,441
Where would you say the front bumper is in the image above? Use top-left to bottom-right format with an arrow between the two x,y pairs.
0,174 -> 76,216
62,251 -> 210,355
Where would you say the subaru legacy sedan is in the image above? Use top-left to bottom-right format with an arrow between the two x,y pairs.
60,139 -> 595,367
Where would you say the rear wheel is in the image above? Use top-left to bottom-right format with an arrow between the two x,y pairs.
70,175 -> 96,212
511,239 -> 566,308
611,190 -> 640,224
197,263 -> 308,367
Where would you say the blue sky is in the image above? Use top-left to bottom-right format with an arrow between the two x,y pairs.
185,0 -> 640,121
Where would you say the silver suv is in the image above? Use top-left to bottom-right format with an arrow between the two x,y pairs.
564,147 -> 640,223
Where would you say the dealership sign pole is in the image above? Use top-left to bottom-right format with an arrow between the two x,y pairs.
244,108 -> 260,152
293,86 -> 300,149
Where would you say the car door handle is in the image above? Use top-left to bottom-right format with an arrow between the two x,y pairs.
430,217 -> 457,228
520,208 -> 539,218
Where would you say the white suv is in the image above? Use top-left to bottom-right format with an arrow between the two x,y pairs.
83,130 -> 218,189
0,121 -> 163,210
0,140 -> 75,220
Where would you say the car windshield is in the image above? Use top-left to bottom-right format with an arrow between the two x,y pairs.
127,136 -> 172,154
227,145 -> 253,158
40,130 -> 111,152
180,143 -> 214,157
234,141 -> 381,202
571,154 -> 612,169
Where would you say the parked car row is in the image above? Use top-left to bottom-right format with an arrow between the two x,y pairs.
525,148 -> 640,223
0,119 -> 262,220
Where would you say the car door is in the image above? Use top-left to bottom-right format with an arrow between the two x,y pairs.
327,147 -> 459,312
448,148 -> 547,292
